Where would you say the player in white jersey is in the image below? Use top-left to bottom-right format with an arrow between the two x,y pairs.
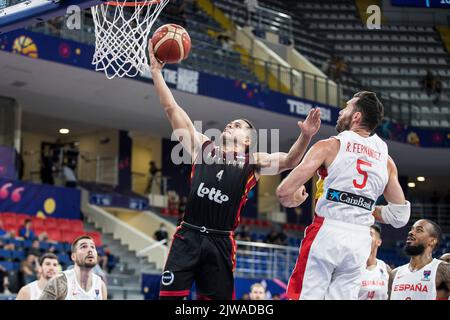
277,91 -> 411,299
40,235 -> 107,300
358,225 -> 390,300
16,253 -> 59,300
389,219 -> 450,300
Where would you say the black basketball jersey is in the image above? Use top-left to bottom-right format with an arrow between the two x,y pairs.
184,140 -> 257,230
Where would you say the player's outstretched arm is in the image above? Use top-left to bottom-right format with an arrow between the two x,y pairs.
372,157 -> 410,228
255,108 -> 321,176
148,42 -> 207,158
276,138 -> 336,207
39,274 -> 67,300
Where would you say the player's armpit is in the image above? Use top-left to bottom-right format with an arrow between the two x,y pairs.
39,274 -> 67,300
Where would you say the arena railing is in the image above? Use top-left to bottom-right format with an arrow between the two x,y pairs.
77,153 -> 118,186
410,204 -> 450,229
212,0 -> 293,42
234,240 -> 298,281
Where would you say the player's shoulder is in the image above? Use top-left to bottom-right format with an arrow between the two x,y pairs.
315,137 -> 339,149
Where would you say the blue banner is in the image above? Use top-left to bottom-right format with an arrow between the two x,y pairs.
89,193 -> 149,211
0,178 -> 81,219
0,146 -> 15,180
1,29 -> 448,148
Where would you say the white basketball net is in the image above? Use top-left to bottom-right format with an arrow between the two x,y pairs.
91,0 -> 169,79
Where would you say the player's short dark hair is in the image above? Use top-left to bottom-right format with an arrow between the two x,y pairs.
39,253 -> 58,266
423,219 -> 442,251
241,118 -> 256,131
370,224 -> 382,238
353,91 -> 384,132
71,235 -> 94,253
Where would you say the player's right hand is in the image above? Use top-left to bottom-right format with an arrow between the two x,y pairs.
292,185 -> 309,206
148,41 -> 165,72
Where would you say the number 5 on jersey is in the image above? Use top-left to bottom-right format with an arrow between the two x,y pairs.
353,159 -> 372,189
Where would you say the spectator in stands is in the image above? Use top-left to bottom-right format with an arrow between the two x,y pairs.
249,282 -> 266,300
0,264 -> 11,295
327,55 -> 348,82
0,220 -> 7,238
19,219 -> 36,240
178,196 -> 187,226
98,245 -> 117,274
235,224 -> 252,242
154,223 -> 169,242
272,293 -> 281,300
433,77 -> 442,104
27,239 -> 41,257
167,190 -> 179,215
63,162 -> 77,188
421,70 -> 436,97
21,253 -> 39,284
217,34 -> 232,54
146,160 -> 161,193
264,225 -> 287,246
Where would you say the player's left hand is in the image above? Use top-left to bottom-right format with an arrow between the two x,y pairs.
298,108 -> 321,138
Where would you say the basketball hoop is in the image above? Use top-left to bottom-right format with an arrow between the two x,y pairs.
91,0 -> 169,79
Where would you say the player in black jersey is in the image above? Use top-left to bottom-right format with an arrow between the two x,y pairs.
149,43 -> 321,300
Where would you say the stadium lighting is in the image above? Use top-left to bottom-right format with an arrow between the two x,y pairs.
59,128 -> 70,134
407,182 -> 416,188
417,176 -> 425,182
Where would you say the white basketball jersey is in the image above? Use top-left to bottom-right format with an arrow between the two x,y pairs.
28,280 -> 43,300
358,259 -> 389,300
315,130 -> 389,226
390,259 -> 442,300
63,269 -> 103,300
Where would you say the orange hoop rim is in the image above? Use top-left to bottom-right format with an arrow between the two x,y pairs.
105,0 -> 161,6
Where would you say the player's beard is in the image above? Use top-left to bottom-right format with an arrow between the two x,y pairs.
77,256 -> 97,269
335,115 -> 351,133
404,243 -> 425,256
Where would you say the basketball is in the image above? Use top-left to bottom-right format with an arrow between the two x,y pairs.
151,24 -> 191,64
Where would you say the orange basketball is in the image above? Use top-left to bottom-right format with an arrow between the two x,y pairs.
151,24 -> 191,64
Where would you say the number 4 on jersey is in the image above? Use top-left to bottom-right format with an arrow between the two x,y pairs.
216,170 -> 224,182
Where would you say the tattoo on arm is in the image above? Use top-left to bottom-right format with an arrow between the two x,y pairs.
437,262 -> 450,291
39,274 -> 68,300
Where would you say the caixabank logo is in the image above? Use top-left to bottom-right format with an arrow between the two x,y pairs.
326,188 -> 375,211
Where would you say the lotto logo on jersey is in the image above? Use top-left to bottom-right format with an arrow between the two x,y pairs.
197,182 -> 230,204
326,188 -> 375,211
